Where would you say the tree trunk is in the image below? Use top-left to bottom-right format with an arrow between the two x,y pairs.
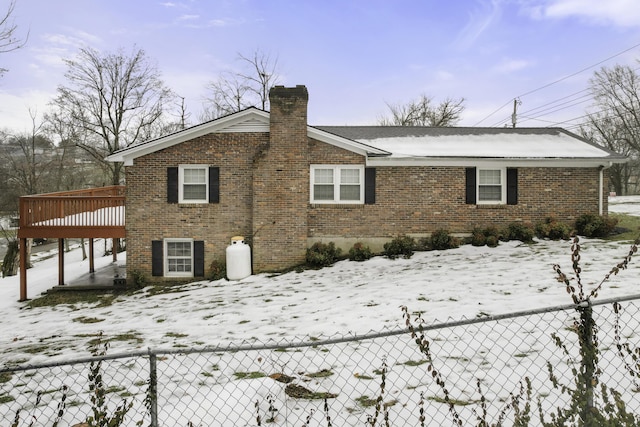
2,240 -> 19,277
81,238 -> 87,260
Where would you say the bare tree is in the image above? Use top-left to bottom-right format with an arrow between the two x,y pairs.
586,64 -> 640,194
5,110 -> 50,196
203,73 -> 251,119
0,0 -> 27,76
580,114 -> 637,195
589,64 -> 640,151
49,46 -> 175,185
202,49 -> 280,120
378,94 -> 465,127
2,111 -> 53,271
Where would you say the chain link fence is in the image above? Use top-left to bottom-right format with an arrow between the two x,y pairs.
2,294 -> 640,426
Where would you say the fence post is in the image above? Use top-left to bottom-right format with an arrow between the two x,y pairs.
578,300 -> 596,425
149,351 -> 159,427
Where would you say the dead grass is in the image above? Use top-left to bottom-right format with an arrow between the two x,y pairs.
25,291 -> 121,309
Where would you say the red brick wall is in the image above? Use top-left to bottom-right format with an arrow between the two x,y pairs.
308,166 -> 604,238
125,132 -> 268,279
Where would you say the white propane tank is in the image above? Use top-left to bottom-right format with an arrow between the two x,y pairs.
226,236 -> 252,280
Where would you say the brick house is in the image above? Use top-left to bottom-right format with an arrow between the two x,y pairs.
107,85 -> 626,281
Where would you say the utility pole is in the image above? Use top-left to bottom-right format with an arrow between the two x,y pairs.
511,98 -> 521,128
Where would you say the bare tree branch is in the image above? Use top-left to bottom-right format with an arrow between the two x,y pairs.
0,0 -> 28,76
378,94 -> 465,127
585,64 -> 640,194
202,49 -> 280,120
48,46 -> 175,184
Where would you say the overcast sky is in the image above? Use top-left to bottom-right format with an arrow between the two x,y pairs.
1,0 -> 640,135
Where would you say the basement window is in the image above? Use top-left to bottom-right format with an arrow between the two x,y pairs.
164,239 -> 194,277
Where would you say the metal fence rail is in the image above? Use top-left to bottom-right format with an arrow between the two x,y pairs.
2,294 -> 640,426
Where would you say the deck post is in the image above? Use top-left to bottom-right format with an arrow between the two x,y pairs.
58,238 -> 65,286
19,238 -> 27,301
89,238 -> 95,273
113,238 -> 118,262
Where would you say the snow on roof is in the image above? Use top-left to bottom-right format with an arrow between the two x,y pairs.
316,126 -> 623,160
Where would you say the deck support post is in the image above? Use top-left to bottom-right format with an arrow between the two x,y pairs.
58,238 -> 65,286
89,238 -> 95,273
112,238 -> 118,262
19,238 -> 27,301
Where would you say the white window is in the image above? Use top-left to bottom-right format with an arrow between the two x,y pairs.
310,165 -> 364,204
478,168 -> 506,204
179,165 -> 208,203
164,239 -> 194,277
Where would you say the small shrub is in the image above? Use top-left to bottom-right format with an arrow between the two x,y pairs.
535,218 -> 571,240
414,237 -> 431,251
384,235 -> 415,259
348,242 -> 373,262
575,213 -> 618,238
483,225 -> 503,241
208,259 -> 226,280
430,229 -> 458,250
504,222 -> 535,242
129,270 -> 147,289
306,242 -> 341,267
485,235 -> 499,248
470,228 -> 486,246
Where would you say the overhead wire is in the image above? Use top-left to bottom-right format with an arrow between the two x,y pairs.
473,41 -> 640,127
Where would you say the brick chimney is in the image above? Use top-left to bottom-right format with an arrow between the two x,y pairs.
252,85 -> 309,271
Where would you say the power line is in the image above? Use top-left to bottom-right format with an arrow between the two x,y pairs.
473,41 -> 640,126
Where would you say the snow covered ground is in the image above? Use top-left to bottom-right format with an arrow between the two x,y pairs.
1,197 -> 639,361
1,196 -> 639,425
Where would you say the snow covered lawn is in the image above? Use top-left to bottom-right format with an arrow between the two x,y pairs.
1,196 -> 639,425
1,197 -> 639,363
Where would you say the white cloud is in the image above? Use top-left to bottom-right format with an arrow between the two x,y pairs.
455,0 -> 503,49
178,14 -> 200,21
492,58 -> 533,74
0,89 -> 55,133
540,0 -> 640,27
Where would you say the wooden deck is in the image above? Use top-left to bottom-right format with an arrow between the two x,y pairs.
18,186 -> 126,239
17,186 -> 126,301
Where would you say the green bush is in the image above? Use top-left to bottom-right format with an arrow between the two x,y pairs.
306,242 -> 342,267
485,235 -> 499,248
415,237 -> 431,251
535,218 -> 571,240
208,260 -> 227,280
129,270 -> 147,289
348,242 -> 373,262
483,226 -> 503,241
575,213 -> 618,238
384,235 -> 415,259
504,222 -> 535,242
470,228 -> 486,246
430,229 -> 458,250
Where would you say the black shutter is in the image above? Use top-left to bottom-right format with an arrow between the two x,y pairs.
194,240 -> 205,277
507,168 -> 518,205
167,167 -> 178,204
152,240 -> 163,276
364,167 -> 376,205
465,167 -> 476,204
209,167 -> 220,204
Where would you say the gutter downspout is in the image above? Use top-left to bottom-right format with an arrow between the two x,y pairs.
598,163 -> 612,216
